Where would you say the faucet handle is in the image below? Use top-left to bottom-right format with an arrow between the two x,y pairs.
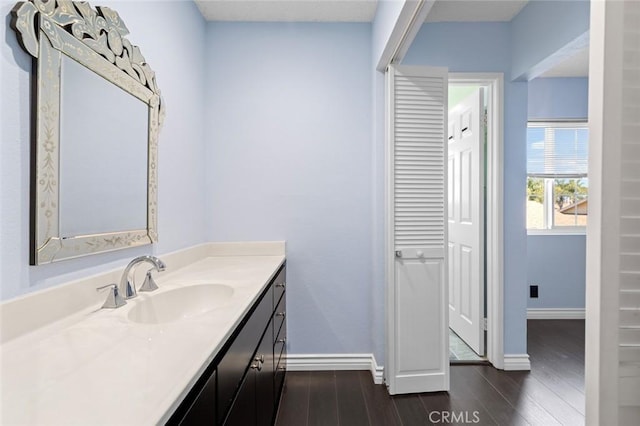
154,258 -> 166,272
139,270 -> 159,292
96,284 -> 127,309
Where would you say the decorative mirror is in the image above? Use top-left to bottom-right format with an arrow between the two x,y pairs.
12,0 -> 164,264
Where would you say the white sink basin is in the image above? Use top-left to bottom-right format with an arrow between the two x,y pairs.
127,284 -> 234,324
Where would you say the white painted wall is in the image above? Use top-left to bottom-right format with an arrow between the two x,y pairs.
0,0 -> 208,300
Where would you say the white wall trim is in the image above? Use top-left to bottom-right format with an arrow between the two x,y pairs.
527,308 -> 586,320
286,354 -> 384,384
503,354 -> 531,371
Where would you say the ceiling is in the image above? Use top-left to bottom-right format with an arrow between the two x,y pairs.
194,0 -> 528,23
194,0 -> 588,78
194,0 -> 377,22
425,0 -> 528,22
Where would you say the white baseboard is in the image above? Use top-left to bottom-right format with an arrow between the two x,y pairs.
286,353 -> 530,376
527,308 -> 585,320
286,354 -> 384,384
503,354 -> 531,371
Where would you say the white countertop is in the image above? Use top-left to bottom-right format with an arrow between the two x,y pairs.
0,251 -> 285,425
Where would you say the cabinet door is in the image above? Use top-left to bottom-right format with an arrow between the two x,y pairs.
274,305 -> 287,405
273,266 -> 286,311
179,370 -> 216,425
217,287 -> 273,424
256,319 -> 275,426
275,351 -> 286,407
273,294 -> 286,341
224,373 -> 256,426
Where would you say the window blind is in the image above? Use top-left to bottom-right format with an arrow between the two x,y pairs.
526,123 -> 588,178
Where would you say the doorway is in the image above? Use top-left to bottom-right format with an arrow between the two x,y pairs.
446,74 -> 503,369
447,83 -> 488,362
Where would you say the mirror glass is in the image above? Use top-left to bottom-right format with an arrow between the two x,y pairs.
59,55 -> 148,237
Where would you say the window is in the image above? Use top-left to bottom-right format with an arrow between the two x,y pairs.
526,122 -> 588,231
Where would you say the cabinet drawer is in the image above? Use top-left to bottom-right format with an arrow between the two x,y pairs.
273,293 -> 286,341
217,286 -> 273,425
274,345 -> 286,402
272,266 -> 286,311
256,319 -> 276,426
274,315 -> 286,361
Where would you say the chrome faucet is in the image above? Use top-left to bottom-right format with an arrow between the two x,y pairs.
119,255 -> 166,299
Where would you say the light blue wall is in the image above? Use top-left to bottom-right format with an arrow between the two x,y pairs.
527,235 -> 586,308
205,23 -> 374,355
527,77 -> 588,309
511,0 -> 590,80
403,22 -> 529,355
0,0 -> 208,300
528,77 -> 589,120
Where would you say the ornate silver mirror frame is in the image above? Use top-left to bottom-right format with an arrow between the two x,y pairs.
12,0 -> 164,264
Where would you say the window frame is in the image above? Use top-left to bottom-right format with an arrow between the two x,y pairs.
526,120 -> 589,235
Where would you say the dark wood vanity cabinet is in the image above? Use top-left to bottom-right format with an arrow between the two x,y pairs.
171,263 -> 287,426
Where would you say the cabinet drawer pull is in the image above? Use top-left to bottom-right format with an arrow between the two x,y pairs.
251,362 -> 262,371
255,355 -> 265,364
277,338 -> 286,344
277,366 -> 286,371
275,282 -> 286,288
276,312 -> 285,318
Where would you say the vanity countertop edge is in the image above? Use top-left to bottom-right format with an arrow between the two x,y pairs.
0,242 -> 286,426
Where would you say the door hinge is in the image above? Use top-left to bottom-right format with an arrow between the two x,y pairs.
483,318 -> 488,331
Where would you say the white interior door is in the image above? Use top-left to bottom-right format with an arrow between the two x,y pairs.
386,65 -> 449,394
447,88 -> 485,356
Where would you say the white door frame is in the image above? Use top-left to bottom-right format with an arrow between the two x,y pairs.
384,72 -> 505,375
449,73 -> 504,369
448,73 -> 504,368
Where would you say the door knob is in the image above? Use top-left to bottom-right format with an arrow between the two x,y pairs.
416,250 -> 424,258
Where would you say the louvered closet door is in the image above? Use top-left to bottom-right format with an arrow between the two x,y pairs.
387,65 -> 449,394
587,0 -> 640,422
618,0 -> 640,420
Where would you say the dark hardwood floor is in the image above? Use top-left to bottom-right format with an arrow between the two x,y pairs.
275,320 -> 585,426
